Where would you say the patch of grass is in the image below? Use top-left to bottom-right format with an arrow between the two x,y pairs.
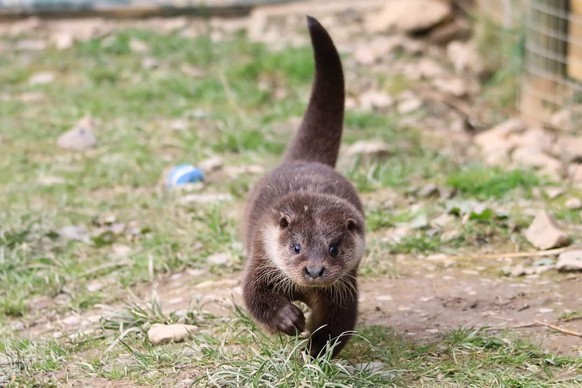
390,233 -> 441,254
447,166 -> 540,199
1,20 -> 579,387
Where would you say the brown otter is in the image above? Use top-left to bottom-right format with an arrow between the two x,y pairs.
242,16 -> 365,358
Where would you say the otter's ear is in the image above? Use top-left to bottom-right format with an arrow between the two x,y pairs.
279,215 -> 291,229
345,218 -> 358,232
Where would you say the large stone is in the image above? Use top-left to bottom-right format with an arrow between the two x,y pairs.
508,127 -> 555,153
474,119 -> 526,165
524,211 -> 570,250
147,324 -> 198,345
358,90 -> 394,111
565,198 -> 582,210
511,147 -> 563,180
549,105 -> 582,132
553,135 -> 582,162
56,116 -> 97,151
447,41 -> 486,76
556,250 -> 582,271
365,0 -> 452,34
475,118 -> 526,149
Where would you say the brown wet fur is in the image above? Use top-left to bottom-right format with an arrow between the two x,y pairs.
241,16 -> 365,358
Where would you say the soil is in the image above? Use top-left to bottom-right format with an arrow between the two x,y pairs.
133,258 -> 582,357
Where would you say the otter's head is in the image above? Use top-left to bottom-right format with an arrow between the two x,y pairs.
262,193 -> 365,287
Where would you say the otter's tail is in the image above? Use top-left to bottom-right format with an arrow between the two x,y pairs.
283,16 -> 345,168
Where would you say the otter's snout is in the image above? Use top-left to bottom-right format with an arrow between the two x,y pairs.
304,265 -> 325,279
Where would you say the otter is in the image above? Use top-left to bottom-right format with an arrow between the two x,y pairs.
242,16 -> 365,358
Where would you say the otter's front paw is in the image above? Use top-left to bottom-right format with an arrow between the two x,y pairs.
271,303 -> 306,336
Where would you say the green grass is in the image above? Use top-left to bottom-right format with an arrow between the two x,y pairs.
447,166 -> 540,199
1,19 -> 579,387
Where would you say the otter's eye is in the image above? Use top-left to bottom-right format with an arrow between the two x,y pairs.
329,244 -> 339,258
293,244 -> 301,254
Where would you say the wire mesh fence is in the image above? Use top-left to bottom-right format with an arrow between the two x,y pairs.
521,0 -> 582,126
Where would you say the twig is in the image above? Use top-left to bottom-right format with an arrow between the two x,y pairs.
533,320 -> 582,338
503,320 -> 582,338
79,261 -> 130,278
452,246 -> 577,261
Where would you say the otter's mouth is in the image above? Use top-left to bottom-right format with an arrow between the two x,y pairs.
297,276 -> 337,288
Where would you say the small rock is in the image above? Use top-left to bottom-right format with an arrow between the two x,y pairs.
447,41 -> 485,76
346,140 -> 391,159
425,253 -> 448,262
556,250 -> 582,272
474,118 -> 526,153
549,105 -> 582,132
62,315 -> 81,326
29,72 -> 55,85
416,58 -> 446,79
199,156 -> 224,173
545,187 -> 564,199
366,0 -> 452,34
51,33 -> 74,50
511,147 -> 563,179
206,252 -> 232,266
38,175 -> 66,186
178,193 -> 232,205
431,213 -> 455,228
15,39 -> 47,51
507,264 -> 527,277
565,198 -> 582,210
142,57 -> 159,70
568,164 -> 582,183
553,135 -> 582,162
397,98 -> 422,114
224,165 -> 264,177
110,244 -> 131,259
358,90 -> 394,112
129,39 -> 148,53
441,229 -> 461,242
86,281 -> 103,292
147,324 -> 198,345
59,225 -> 90,243
432,77 -> 468,97
16,91 -> 44,103
180,64 -> 205,78
354,46 -> 376,66
417,183 -> 440,198
56,116 -> 97,151
524,211 -> 570,250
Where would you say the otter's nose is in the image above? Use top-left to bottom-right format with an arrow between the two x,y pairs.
305,266 -> 325,279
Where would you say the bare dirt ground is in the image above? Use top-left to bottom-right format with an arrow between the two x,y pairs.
110,258 -> 582,357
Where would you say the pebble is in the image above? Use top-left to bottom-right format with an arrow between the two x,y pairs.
57,116 -> 97,151
59,225 -> 90,243
147,324 -> 198,345
565,198 -> 582,210
346,140 -> 391,159
556,250 -> 582,272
